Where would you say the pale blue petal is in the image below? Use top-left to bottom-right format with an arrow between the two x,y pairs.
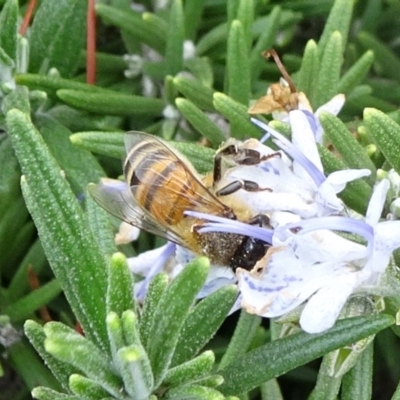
326,169 -> 371,194
300,270 -> 367,333
273,216 -> 374,254
366,179 -> 390,225
135,242 -> 176,301
371,220 -> 400,273
289,110 -> 323,176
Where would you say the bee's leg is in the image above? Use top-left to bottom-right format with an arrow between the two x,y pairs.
213,152 -> 224,185
260,151 -> 282,161
213,144 -> 239,184
216,180 -> 272,196
247,213 -> 270,227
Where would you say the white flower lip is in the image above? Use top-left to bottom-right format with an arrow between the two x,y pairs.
237,178 -> 400,333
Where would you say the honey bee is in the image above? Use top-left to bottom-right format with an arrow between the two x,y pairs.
88,132 -> 270,271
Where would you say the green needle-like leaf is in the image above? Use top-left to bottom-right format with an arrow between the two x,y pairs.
196,22 -> 227,56
227,20 -> 250,106
106,253 -> 135,315
392,379 -> 400,400
118,345 -> 154,400
141,12 -> 169,46
236,0 -> 254,52
364,108 -> 400,175
0,136 -> 20,217
227,0 -> 240,27
69,374 -> 110,399
183,0 -> 205,40
121,310 -> 142,348
169,141 -> 215,174
297,39 -> 319,103
172,285 -> 237,366
44,322 -> 123,398
70,131 -> 125,159
194,375 -> 224,389
164,75 -> 178,105
57,89 -> 164,117
337,50 -> 374,95
308,355 -> 342,400
219,315 -> 393,395
24,320 -> 75,391
358,31 -> 400,81
85,192 -> 117,259
0,196 -> 29,270
147,257 -> 210,388
165,384 -> 225,400
250,6 -> 282,82
314,31 -> 343,107
95,4 -> 165,54
173,76 -> 215,111
165,350 -> 215,388
107,312 -> 126,369
318,0 -> 353,56
213,92 -> 261,140
7,337 -> 61,392
139,273 -> 169,349
36,114 -> 105,191
7,109 -> 109,351
121,310 -> 142,347
367,79 -> 400,105
320,111 -> 376,182
260,379 -> 283,400
219,311 -> 261,370
165,0 -> 184,76
31,387 -> 78,400
184,57 -> 214,88
5,279 -> 61,323
0,0 -> 18,60
176,98 -> 226,146
341,343 -> 373,400
29,0 -> 87,77
15,73 -> 110,96
345,93 -> 397,115
1,220 -> 35,274
2,85 -> 31,115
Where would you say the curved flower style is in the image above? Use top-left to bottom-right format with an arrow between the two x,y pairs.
206,179 -> 400,333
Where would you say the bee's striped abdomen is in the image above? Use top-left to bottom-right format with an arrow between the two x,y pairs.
124,143 -> 197,225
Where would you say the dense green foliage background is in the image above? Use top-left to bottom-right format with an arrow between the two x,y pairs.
2,0 -> 400,399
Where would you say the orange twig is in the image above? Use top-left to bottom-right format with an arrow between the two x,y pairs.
263,49 -> 297,93
86,0 -> 97,84
27,265 -> 52,322
19,0 -> 37,35
75,321 -> 84,335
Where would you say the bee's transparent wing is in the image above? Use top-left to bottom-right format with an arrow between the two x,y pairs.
88,178 -> 185,245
